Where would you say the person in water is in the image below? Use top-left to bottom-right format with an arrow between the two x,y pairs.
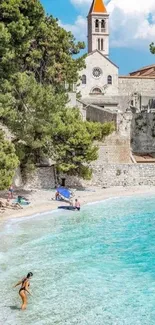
13,272 -> 33,310
75,199 -> 80,211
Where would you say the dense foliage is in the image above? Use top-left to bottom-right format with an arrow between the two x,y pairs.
150,42 -> 155,54
51,109 -> 114,179
0,131 -> 18,190
0,0 -> 114,181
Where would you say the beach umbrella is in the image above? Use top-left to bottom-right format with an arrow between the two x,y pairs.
57,187 -> 71,199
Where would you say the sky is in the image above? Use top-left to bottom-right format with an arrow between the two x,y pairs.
41,0 -> 155,74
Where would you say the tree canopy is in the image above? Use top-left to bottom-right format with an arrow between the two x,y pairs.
0,130 -> 18,190
0,0 -> 85,86
150,42 -> 155,54
51,108 -> 114,179
0,0 -> 114,183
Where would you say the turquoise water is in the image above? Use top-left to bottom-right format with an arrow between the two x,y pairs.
0,196 -> 155,324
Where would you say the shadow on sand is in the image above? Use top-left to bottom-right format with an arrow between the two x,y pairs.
9,305 -> 21,311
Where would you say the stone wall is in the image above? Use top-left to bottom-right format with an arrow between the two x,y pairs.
61,163 -> 155,188
67,92 -> 77,108
86,105 -> 118,124
117,112 -> 132,138
76,99 -> 87,121
59,163 -> 155,188
131,112 -> 155,153
17,163 -> 155,189
97,134 -> 131,164
118,77 -> 155,112
13,167 -> 23,188
23,167 -> 56,190
90,163 -> 155,187
119,77 -> 155,96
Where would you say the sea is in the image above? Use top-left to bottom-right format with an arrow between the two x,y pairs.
0,195 -> 155,324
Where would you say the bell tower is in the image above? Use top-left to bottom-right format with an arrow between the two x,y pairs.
88,0 -> 109,57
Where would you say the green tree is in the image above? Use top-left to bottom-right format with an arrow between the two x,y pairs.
0,72 -> 67,170
0,0 -> 114,180
51,108 -> 114,179
1,74 -> 114,178
85,121 -> 115,140
0,130 -> 19,190
0,0 -> 85,167
0,0 -> 85,85
150,42 -> 155,54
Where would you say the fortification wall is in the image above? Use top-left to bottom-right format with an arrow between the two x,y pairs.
131,112 -> 155,153
119,77 -> 155,95
86,105 -> 118,125
21,163 -> 155,189
19,134 -> 131,190
23,167 -> 56,190
90,163 -> 155,187
97,134 -> 131,164
118,77 -> 155,111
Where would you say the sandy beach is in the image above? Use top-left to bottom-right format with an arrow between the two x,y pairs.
1,185 -> 155,221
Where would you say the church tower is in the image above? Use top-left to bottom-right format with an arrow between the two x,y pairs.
88,0 -> 109,57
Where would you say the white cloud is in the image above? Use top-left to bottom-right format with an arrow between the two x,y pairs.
70,0 -> 91,6
65,0 -> 155,48
59,16 -> 87,42
108,0 -> 155,47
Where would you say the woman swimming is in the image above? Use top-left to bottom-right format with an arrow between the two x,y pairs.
13,272 -> 33,310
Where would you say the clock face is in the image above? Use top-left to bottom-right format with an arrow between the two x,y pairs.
93,67 -> 102,78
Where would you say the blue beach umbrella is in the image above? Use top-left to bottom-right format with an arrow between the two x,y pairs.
57,187 -> 71,199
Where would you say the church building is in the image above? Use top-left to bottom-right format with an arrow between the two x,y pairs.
77,0 -> 155,113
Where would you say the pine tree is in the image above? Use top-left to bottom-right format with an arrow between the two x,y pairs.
0,0 -> 114,179
0,131 -> 18,190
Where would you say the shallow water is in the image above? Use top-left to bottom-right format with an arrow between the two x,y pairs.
0,196 -> 155,324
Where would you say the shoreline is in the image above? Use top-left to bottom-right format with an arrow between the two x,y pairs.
1,185 -> 155,222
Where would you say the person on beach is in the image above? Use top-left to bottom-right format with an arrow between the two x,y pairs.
55,190 -> 60,201
8,184 -> 14,200
75,199 -> 81,211
13,272 -> 33,310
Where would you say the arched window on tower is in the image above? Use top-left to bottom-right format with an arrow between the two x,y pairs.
101,39 -> 104,51
98,38 -> 100,50
107,75 -> 112,85
101,20 -> 106,32
81,74 -> 86,85
95,19 -> 99,32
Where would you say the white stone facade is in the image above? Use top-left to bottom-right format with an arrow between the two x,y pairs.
88,13 -> 109,56
77,50 -> 118,101
77,0 -> 155,114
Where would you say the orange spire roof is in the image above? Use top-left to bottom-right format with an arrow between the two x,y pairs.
89,0 -> 107,14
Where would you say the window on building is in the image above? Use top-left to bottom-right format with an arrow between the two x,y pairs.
92,87 -> 102,94
98,38 -> 100,50
81,75 -> 86,85
95,19 -> 99,32
107,75 -> 112,85
101,39 -> 104,51
92,67 -> 102,78
101,20 -> 106,32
